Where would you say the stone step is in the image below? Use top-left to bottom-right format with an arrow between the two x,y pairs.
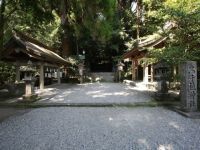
90,72 -> 114,82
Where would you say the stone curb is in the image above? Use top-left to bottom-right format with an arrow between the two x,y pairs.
170,106 -> 200,119
0,101 -> 179,108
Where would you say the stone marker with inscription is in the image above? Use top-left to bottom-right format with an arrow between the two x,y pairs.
180,61 -> 197,112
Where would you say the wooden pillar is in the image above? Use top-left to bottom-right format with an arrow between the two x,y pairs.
132,59 -> 136,81
136,68 -> 138,80
150,65 -> 154,82
57,67 -> 61,84
143,63 -> 148,83
15,65 -> 20,83
40,63 -> 44,89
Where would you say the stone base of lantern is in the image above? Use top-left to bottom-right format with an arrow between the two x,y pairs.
154,80 -> 169,100
21,78 -> 38,102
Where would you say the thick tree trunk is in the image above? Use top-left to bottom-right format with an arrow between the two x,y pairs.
60,0 -> 71,58
136,0 -> 142,40
0,0 -> 5,55
61,36 -> 71,57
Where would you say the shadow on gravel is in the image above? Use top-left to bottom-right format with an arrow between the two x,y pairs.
0,108 -> 32,122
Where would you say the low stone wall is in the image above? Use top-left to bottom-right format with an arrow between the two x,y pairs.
6,83 -> 25,96
0,83 -> 25,100
140,81 -> 181,91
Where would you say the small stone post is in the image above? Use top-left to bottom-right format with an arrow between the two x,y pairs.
117,62 -> 124,82
78,63 -> 84,84
180,61 -> 197,112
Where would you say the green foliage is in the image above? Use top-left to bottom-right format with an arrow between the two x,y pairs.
142,0 -> 166,34
0,61 -> 15,84
3,0 -> 59,47
66,0 -> 130,66
70,0 -> 117,41
2,0 -> 134,65
153,0 -> 200,63
65,56 -> 80,77
138,0 -> 200,64
1,0 -> 199,68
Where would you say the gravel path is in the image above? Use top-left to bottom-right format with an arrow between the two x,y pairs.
0,107 -> 200,150
38,83 -> 152,104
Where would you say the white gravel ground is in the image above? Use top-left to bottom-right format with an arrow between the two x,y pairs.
37,83 -> 152,104
0,107 -> 200,150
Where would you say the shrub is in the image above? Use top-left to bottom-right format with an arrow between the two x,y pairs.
0,61 -> 16,85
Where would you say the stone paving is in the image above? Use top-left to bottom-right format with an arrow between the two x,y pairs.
37,82 -> 153,104
0,107 -> 200,150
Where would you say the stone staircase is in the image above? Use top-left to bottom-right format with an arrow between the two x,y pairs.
90,72 -> 114,82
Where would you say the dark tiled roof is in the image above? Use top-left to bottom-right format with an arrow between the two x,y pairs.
123,21 -> 176,59
1,30 -> 68,65
123,35 -> 167,59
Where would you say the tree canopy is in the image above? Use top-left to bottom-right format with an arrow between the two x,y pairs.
0,0 -> 199,66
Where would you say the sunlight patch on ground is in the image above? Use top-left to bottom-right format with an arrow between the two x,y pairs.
137,138 -> 150,149
158,144 -> 173,150
91,92 -> 130,98
49,91 -> 73,102
62,91 -> 73,96
126,86 -> 147,91
109,117 -> 113,121
50,98 -> 65,102
86,90 -> 102,94
168,121 -> 183,131
35,88 -> 59,96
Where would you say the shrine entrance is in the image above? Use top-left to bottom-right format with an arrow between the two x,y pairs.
90,60 -> 113,72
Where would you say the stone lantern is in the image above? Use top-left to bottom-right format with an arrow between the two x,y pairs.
154,61 -> 170,100
78,50 -> 85,84
20,60 -> 38,101
116,61 -> 124,82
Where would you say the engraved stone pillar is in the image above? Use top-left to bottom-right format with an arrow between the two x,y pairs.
181,61 -> 197,111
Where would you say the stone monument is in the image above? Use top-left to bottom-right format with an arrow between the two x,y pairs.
180,61 -> 197,112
